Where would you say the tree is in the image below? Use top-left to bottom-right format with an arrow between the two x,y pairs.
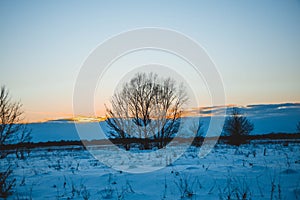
105,72 -> 188,149
223,107 -> 254,146
0,86 -> 31,198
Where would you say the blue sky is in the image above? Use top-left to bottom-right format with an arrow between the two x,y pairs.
0,0 -> 300,121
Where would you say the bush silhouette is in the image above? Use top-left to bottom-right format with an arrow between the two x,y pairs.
223,107 -> 254,146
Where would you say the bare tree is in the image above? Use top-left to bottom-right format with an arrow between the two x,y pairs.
0,86 -> 31,198
223,107 -> 254,146
0,86 -> 31,158
105,72 -> 188,149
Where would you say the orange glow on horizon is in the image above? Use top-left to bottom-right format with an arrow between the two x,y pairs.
23,102 -> 300,123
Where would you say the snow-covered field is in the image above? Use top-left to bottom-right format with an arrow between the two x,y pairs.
3,103 -> 299,199
5,141 -> 300,199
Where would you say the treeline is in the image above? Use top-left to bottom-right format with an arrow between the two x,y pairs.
1,132 -> 300,151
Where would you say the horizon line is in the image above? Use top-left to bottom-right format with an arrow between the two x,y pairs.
22,101 -> 300,124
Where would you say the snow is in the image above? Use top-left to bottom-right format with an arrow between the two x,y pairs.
5,103 -> 299,199
5,141 -> 300,199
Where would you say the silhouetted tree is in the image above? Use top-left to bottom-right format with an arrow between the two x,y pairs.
0,86 -> 31,198
105,72 -> 188,149
223,107 -> 254,146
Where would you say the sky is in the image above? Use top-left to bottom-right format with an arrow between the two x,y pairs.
0,0 -> 300,122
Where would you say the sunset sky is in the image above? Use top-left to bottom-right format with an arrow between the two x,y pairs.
1,0 -> 300,122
